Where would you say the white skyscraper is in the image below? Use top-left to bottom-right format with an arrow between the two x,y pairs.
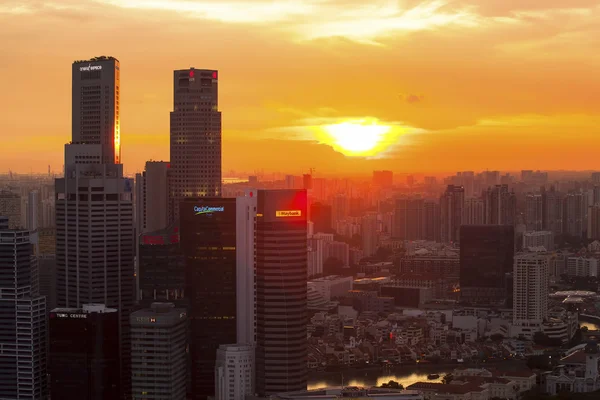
513,253 -> 549,325
215,344 -> 255,400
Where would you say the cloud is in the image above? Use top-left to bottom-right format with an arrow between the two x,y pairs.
399,93 -> 425,104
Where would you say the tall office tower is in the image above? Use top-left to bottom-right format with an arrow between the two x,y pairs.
214,344 -> 255,400
460,225 -> 515,306
440,185 -> 465,243
181,198 -> 237,399
589,204 -> 600,240
393,197 -> 425,240
372,170 -> 393,188
72,56 -> 121,164
254,190 -> 308,396
523,231 -> 554,251
361,212 -> 379,257
424,200 -> 441,242
483,184 -> 516,225
513,253 -> 549,325
463,197 -> 484,225
170,68 -> 222,221
525,194 -> 543,231
542,187 -> 563,236
49,304 -> 120,399
0,189 -> 21,228
138,224 -> 185,307
310,202 -> 333,233
130,303 -> 188,400
135,161 -> 171,235
27,190 -> 40,231
563,192 -> 585,238
0,228 -> 48,399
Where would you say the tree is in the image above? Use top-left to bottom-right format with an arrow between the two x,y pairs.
380,380 -> 403,390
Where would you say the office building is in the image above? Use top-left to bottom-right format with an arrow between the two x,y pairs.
361,212 -> 378,257
372,170 -> 393,188
71,56 -> 121,164
523,231 -> 554,251
0,189 -> 21,228
440,185 -> 465,243
513,253 -> 549,325
170,68 -> 222,221
181,198 -> 237,399
310,202 -> 332,233
393,198 -> 425,240
0,228 -> 47,399
460,225 -> 515,306
56,56 -> 134,398
135,161 -> 171,234
214,344 -> 255,400
49,304 -> 120,400
464,197 -> 484,225
542,187 -> 563,236
130,303 -> 187,400
525,194 -> 543,231
563,192 -> 585,238
254,190 -> 308,395
137,224 -> 185,307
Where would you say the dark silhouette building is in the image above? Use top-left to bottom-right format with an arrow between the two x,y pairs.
460,225 -> 515,307
138,224 -> 185,308
310,202 -> 332,233
180,198 -> 237,400
49,305 -> 120,400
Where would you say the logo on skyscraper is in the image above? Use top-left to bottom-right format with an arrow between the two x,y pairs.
194,206 -> 224,215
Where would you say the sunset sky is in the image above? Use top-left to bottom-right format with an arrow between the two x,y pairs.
1,0 -> 600,175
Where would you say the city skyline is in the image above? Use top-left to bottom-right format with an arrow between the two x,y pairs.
2,0 -> 600,174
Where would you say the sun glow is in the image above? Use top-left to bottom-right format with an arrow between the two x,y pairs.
318,118 -> 398,157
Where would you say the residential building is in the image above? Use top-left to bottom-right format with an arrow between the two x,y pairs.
542,187 -> 563,236
440,185 -> 465,243
525,194 -> 543,231
567,256 -> 598,277
361,212 -> 378,257
513,253 -> 550,325
463,197 -> 484,225
214,344 -> 255,400
310,202 -> 332,233
522,231 -> 554,251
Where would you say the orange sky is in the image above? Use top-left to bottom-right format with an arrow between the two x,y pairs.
1,0 -> 600,175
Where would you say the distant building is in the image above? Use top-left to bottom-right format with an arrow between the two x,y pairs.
542,187 -> 563,236
393,197 -> 425,240
589,204 -> 600,240
0,189 -> 21,228
373,170 -> 393,188
483,184 -> 516,226
323,241 -> 350,267
130,303 -> 187,400
135,160 -> 171,235
215,344 -> 255,400
361,212 -> 379,257
310,202 -> 332,233
513,253 -> 549,325
567,256 -> 598,277
440,185 -> 465,243
308,276 -> 353,301
523,231 -> 554,251
525,194 -> 543,231
545,342 -> 600,395
270,387 -> 423,399
49,304 -> 119,400
423,200 -> 441,242
563,192 -> 585,238
460,225 -> 514,306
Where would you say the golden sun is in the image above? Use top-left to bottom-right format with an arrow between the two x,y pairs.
318,118 -> 398,157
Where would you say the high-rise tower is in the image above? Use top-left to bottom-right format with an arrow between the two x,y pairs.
56,56 -> 134,399
170,68 -> 222,221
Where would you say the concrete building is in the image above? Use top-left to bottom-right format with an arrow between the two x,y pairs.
323,240 -> 350,267
522,231 -> 554,251
26,189 -> 40,232
545,342 -> 600,395
483,184 -> 516,226
463,197 -> 484,225
424,200 -> 441,242
215,344 -> 255,400
567,256 -> 598,277
440,185 -> 465,243
0,228 -> 47,399
0,189 -> 21,228
130,303 -> 187,400
588,204 -> 600,240
542,187 -> 563,236
563,192 -> 585,238
307,236 -> 324,278
513,253 -> 549,325
170,68 -> 222,220
310,202 -> 332,233
361,212 -> 378,257
307,276 -> 353,301
525,194 -> 543,231
393,197 -> 425,240
49,304 -> 119,400
135,160 -> 171,234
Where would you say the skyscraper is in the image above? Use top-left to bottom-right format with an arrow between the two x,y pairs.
542,187 -> 563,236
424,200 -> 441,242
130,303 -> 188,400
513,253 -> 549,325
180,198 -> 237,399
393,197 -> 425,240
440,185 -> 465,243
361,212 -> 378,257
254,190 -> 308,395
460,225 -> 515,306
56,56 -> 135,398
483,184 -> 516,226
0,228 -> 48,399
49,304 -> 120,399
135,161 -> 171,235
214,344 -> 255,400
563,192 -> 585,238
525,194 -> 543,231
170,68 -> 222,221
71,56 -> 121,164
463,197 -> 484,225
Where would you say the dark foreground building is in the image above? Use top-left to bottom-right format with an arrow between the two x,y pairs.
49,304 -> 119,399
460,225 -> 515,307
180,198 -> 237,400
